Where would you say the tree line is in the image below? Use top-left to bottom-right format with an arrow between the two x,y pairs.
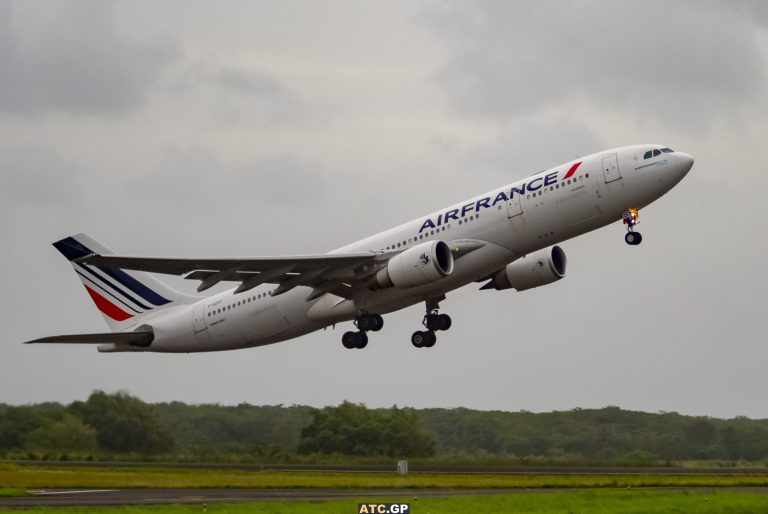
1,392 -> 767,465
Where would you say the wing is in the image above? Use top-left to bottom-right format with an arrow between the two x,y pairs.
24,332 -> 153,346
77,240 -> 485,301
77,252 -> 385,300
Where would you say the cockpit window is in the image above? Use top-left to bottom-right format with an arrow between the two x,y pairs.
644,147 -> 674,159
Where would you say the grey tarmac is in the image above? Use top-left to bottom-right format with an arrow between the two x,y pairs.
1,487 -> 768,508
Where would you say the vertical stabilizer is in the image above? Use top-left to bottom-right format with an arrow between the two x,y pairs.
52,233 -> 197,331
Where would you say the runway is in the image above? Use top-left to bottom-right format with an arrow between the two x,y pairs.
12,460 -> 768,475
2,487 -> 768,508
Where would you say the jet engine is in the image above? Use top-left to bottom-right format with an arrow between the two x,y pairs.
376,240 -> 454,288
484,245 -> 567,291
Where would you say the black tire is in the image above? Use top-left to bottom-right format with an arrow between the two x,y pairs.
425,314 -> 441,331
411,331 -> 426,348
423,331 -> 437,348
438,314 -> 452,331
370,314 -> 384,332
356,315 -> 372,331
342,331 -> 357,349
625,232 -> 637,245
356,332 -> 368,349
633,232 -> 643,245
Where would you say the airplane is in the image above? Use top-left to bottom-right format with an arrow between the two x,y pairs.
25,144 -> 694,352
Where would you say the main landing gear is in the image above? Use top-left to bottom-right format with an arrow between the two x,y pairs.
342,313 -> 383,349
412,297 -> 452,349
623,208 -> 642,246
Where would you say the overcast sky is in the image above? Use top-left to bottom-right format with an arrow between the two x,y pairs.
1,0 -> 766,419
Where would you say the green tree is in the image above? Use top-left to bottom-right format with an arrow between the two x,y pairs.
25,414 -> 98,452
69,391 -> 174,454
0,406 -> 47,449
298,401 -> 434,457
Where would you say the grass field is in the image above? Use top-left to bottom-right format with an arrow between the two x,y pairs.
3,463 -> 768,490
0,489 -> 27,498
1,491 -> 767,514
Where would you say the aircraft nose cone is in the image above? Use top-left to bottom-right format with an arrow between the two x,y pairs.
677,152 -> 694,174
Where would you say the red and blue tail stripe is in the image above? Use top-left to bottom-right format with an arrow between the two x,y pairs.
53,236 -> 171,322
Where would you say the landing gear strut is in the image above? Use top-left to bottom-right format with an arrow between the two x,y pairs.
623,208 -> 642,246
412,297 -> 451,349
342,313 -> 383,349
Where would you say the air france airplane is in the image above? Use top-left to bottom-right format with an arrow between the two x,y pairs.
26,145 -> 693,352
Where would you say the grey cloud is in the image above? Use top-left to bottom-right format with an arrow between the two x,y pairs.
210,68 -> 284,96
124,148 -> 325,212
177,62 -> 307,126
0,0 -> 177,116
425,1 -> 767,130
0,145 -> 84,205
465,116 -> 603,178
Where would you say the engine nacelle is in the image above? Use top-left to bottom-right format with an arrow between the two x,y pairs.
376,240 -> 454,288
488,245 -> 567,292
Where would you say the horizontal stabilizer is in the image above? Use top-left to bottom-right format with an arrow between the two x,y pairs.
24,331 -> 153,347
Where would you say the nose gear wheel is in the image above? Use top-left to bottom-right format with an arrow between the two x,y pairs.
622,208 -> 642,245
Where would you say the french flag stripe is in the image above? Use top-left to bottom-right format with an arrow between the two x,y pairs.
77,264 -> 153,311
83,285 -> 134,321
76,270 -> 142,314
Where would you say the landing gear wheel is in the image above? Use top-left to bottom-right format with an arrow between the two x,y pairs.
425,313 -> 452,331
342,331 -> 368,349
370,314 -> 384,332
342,331 -> 357,349
625,232 -> 642,245
425,314 -> 441,331
412,330 -> 436,348
411,331 -> 427,348
355,314 -> 384,332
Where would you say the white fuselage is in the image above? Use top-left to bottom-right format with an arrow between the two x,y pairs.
121,145 -> 693,352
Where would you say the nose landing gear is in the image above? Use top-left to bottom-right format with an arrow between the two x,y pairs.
342,313 -> 383,349
412,297 -> 451,348
623,208 -> 642,246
